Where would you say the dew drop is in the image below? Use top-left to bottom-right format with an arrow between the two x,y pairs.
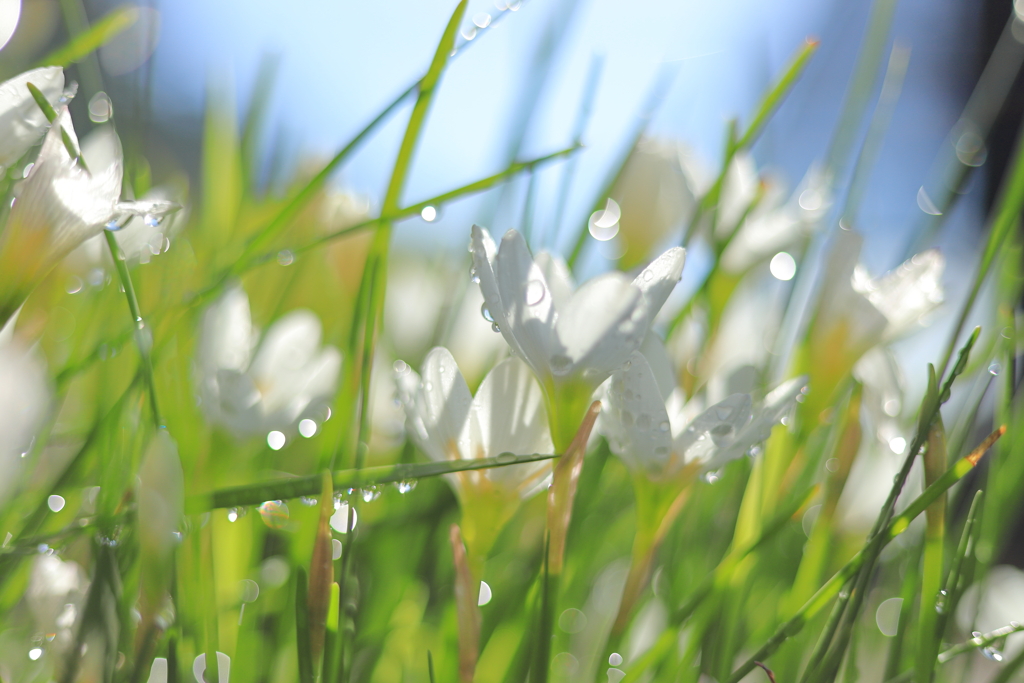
258,501 -> 289,530
989,361 -> 1001,376
550,355 -> 572,375
300,496 -> 318,507
143,214 -> 159,228
395,480 -> 417,494
608,653 -> 623,666
277,250 -> 295,266
491,322 -> 500,333
481,304 -> 494,323
361,487 -> 381,503
525,280 -> 545,306
478,580 -> 492,606
658,421 -> 670,432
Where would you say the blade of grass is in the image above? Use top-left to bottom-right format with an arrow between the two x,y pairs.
29,83 -> 163,429
187,451 -> 558,512
296,567 -> 314,683
679,38 -> 819,249
350,0 -> 467,472
37,5 -> 138,67
724,424 -> 1003,683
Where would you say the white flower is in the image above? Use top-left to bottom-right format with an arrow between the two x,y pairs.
610,137 -> 710,268
0,335 -> 51,510
395,347 -> 553,501
719,164 -> 831,273
66,126 -> 184,268
0,108 -> 122,314
813,229 -> 944,361
197,286 -> 341,438
601,335 -> 806,477
0,66 -> 65,167
470,225 -> 685,390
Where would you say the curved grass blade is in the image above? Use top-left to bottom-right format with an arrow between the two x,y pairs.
186,451 -> 557,513
36,6 -> 138,67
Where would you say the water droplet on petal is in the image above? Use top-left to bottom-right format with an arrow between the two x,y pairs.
525,280 -> 545,306
550,355 -> 572,375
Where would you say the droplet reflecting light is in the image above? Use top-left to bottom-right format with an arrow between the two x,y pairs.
298,419 -> 317,438
47,495 -> 65,512
478,580 -> 492,606
267,431 -> 286,450
769,252 -> 796,281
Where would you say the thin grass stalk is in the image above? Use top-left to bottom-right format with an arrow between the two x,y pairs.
724,422 -> 1002,683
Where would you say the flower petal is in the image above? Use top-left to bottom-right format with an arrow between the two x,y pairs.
470,357 -> 553,498
534,251 -> 575,310
601,351 -> 672,474
706,376 -> 808,468
555,272 -> 645,383
0,67 -> 64,166
859,249 -> 944,339
470,225 -> 525,359
0,108 -> 122,290
674,393 -> 753,467
494,228 -> 558,376
632,246 -> 685,321
398,347 -> 473,463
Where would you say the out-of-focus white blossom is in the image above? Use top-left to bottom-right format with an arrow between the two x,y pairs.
0,335 -> 51,509
196,286 -> 341,438
67,127 -> 184,268
384,257 -> 449,360
0,66 -> 64,167
812,229 -> 944,366
470,226 -> 684,391
610,137 -> 710,268
601,336 -> 806,478
396,347 -> 552,501
0,108 -> 122,313
720,165 -> 832,273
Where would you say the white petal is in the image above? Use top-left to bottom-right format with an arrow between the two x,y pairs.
400,347 -> 473,463
470,224 -> 524,359
554,272 -> 645,383
674,394 -> 753,467
0,109 -> 122,289
470,357 -> 553,498
199,287 -> 256,375
249,311 -> 340,426
601,351 -> 672,473
813,230 -> 887,354
494,228 -> 558,376
858,249 -> 944,339
0,338 -> 51,508
632,246 -> 685,320
0,67 -> 64,166
639,333 -> 676,402
81,125 -> 121,173
706,376 -> 808,468
534,251 -> 575,310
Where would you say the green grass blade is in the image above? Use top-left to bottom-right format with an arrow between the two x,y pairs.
36,5 -> 138,67
186,451 -> 557,512
724,428 -> 1000,683
936,622 -> 1024,663
296,566 -> 315,683
734,37 -> 819,151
